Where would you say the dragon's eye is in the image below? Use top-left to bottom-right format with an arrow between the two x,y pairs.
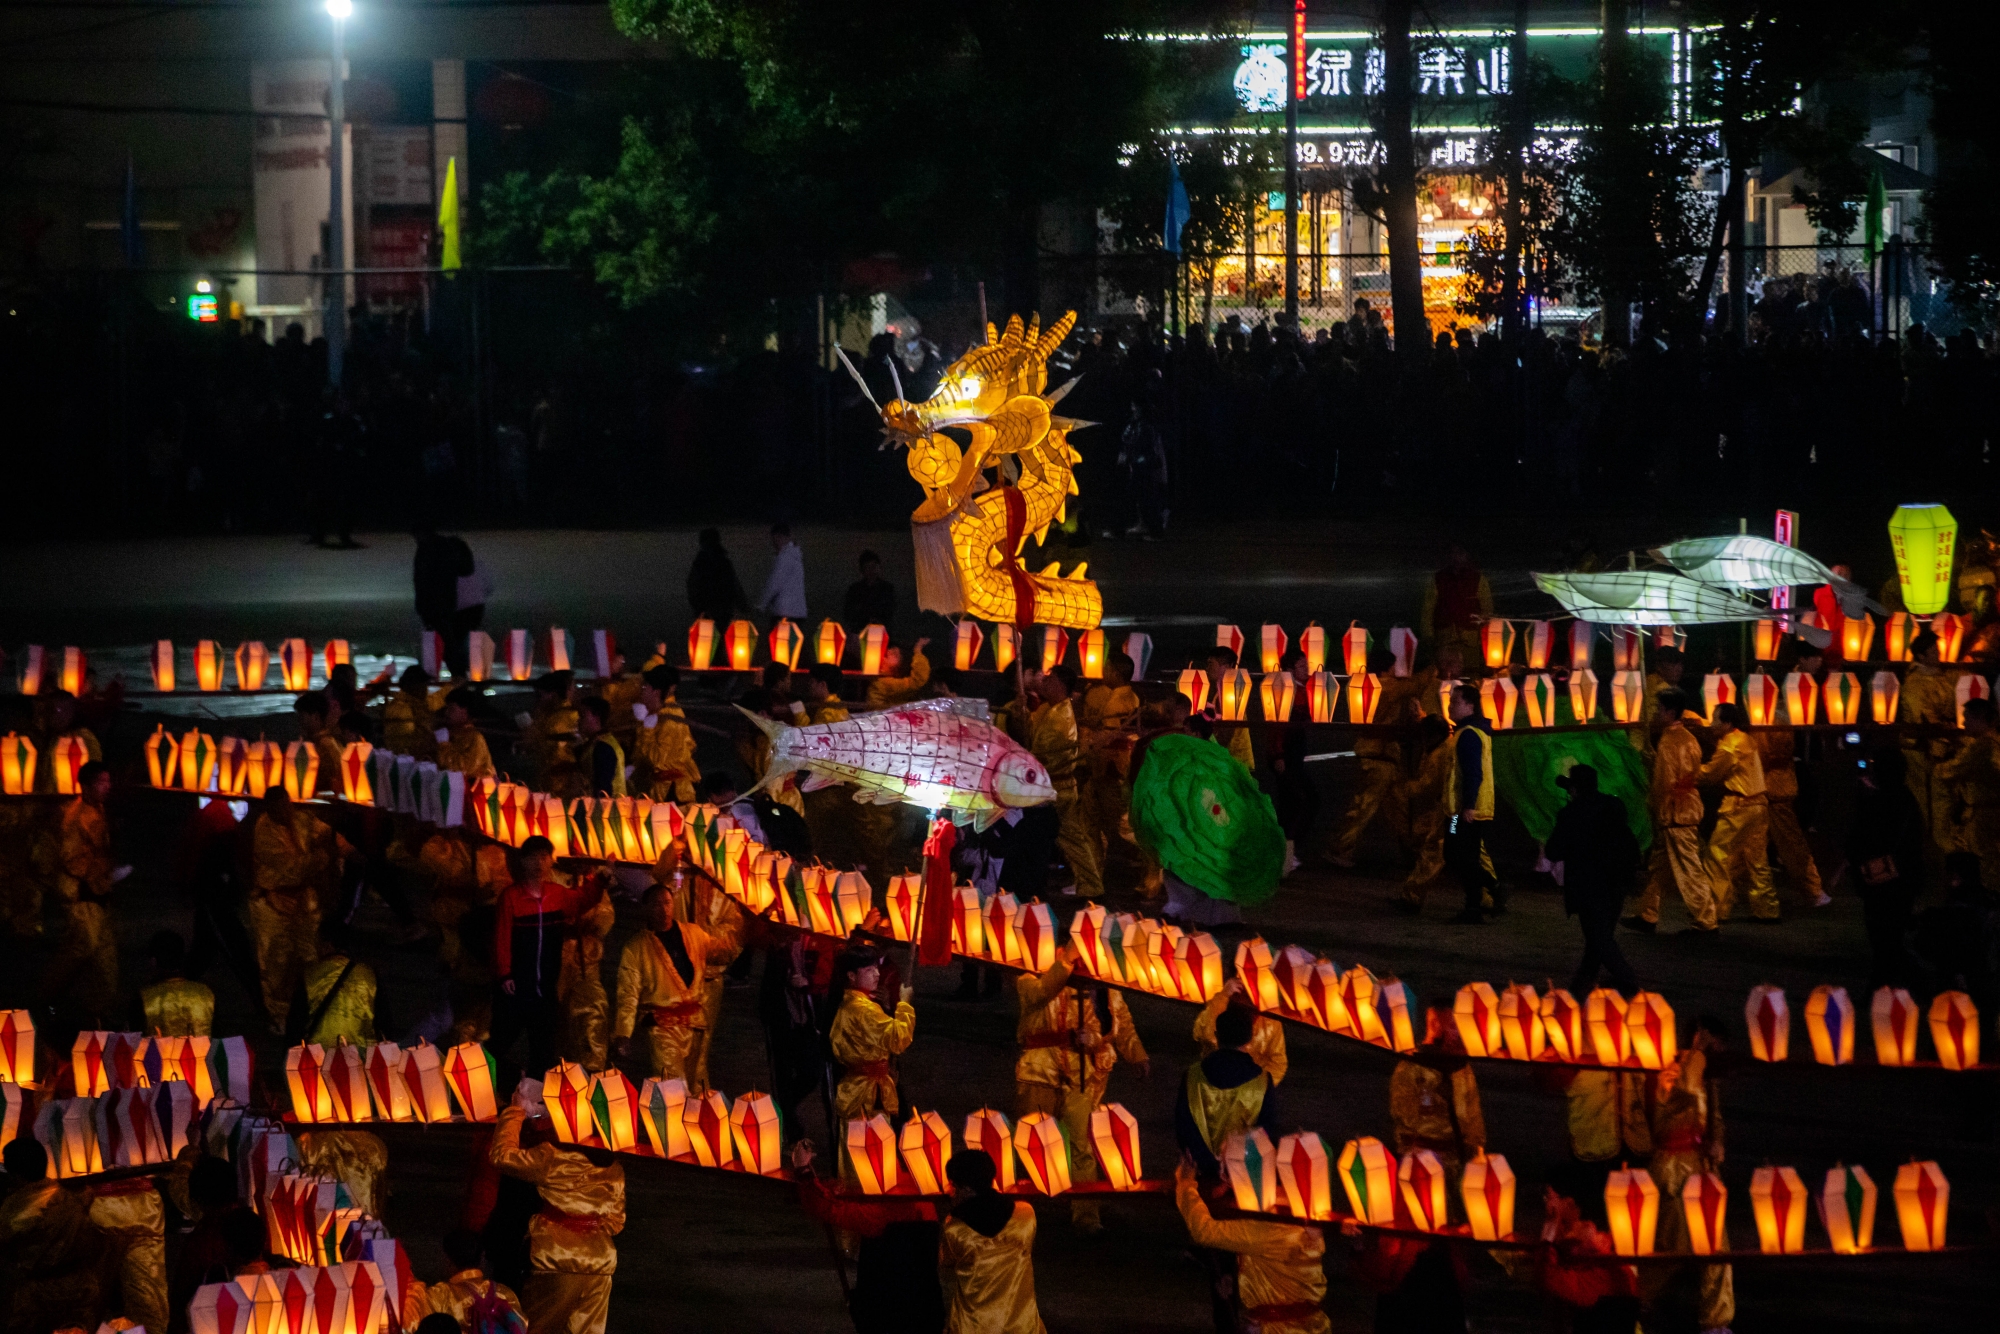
960,376 -> 981,398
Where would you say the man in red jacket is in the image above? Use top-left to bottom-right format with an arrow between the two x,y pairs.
491,836 -> 604,1078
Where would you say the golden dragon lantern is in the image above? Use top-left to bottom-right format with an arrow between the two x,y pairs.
866,312 -> 1102,632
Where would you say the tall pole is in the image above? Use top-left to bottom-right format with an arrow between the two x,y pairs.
326,0 -> 350,388
1284,0 -> 1304,326
1501,0 -> 1529,343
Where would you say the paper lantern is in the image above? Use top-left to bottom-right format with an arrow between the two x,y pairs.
1077,1102 -> 1140,1192
1567,669 -> 1598,723
45,733 -> 87,795
722,619 -> 758,672
1175,666 -> 1210,715
1519,673 -> 1556,728
1480,619 -> 1516,669
1479,676 -> 1518,730
1510,619 -> 1548,671
1337,1136 -> 1396,1224
1870,986 -> 1919,1066
225,641 -> 268,692
1871,671 -> 1902,723
1455,1149 -> 1514,1241
946,620 -> 978,671
1014,1111 -> 1072,1195
1752,619 -> 1782,661
14,647 -> 42,696
982,891 -> 1021,966
963,1108 -> 1016,1191
859,624 -> 889,676
639,1078 -> 691,1159
949,885 -> 984,956
1347,672 -> 1382,724
1394,1147 -> 1448,1232
805,618 -> 846,670
1734,671 -> 1776,728
683,1088 -> 734,1168
1259,672 -> 1296,722
1068,903 -> 1110,978
542,1061 -> 596,1145
1305,958 -> 1350,1036
1102,914 -> 1142,989
278,740 -> 318,800
240,738 -> 276,799
1806,985 -> 1855,1065
833,870 -> 873,937
145,639 -> 176,692
362,1044 -> 413,1122
1380,979 -> 1418,1052
212,736 -> 248,796
1540,988 -> 1584,1063
273,638 -> 309,691
1141,921 -> 1177,996
1339,622 -> 1370,677
1894,1160 -> 1949,1250
325,1041 -> 372,1122
287,1045 -> 335,1123
1610,670 -> 1645,724
766,619 -> 805,672
1929,990 -> 1980,1070
1602,627 -> 1640,671
1124,631 -> 1154,678
1496,983 -> 1542,1061
1823,1163 -> 1877,1254
899,1108 -> 954,1194
880,873 -> 920,942
686,619 -> 717,671
1295,624 -> 1325,674
1744,985 -> 1790,1062
330,741 -> 372,805
1888,503 -> 1956,614
1454,983 -> 1502,1058
207,1034 -> 253,1106
1841,611 -> 1876,663
992,624 -> 1019,673
1566,620 -> 1595,672
1884,611 -> 1915,663
70,1031 -> 113,1095
0,1010 -> 32,1085
1247,624 -> 1285,675
1625,992 -> 1677,1070
54,646 -> 86,696
1388,625 -> 1417,676
1234,938 -> 1279,1011
1605,1166 -> 1659,1255
1214,624 -> 1245,660
728,1091 -> 781,1175
1702,672 -> 1737,719
1017,900 -> 1058,973
0,733 -> 36,795
1224,1128 -> 1278,1212
1040,626 -> 1069,671
144,725 -> 177,790
1751,1166 -> 1809,1253
1341,966 -> 1388,1046
1955,671 -> 1990,728
1269,945 -> 1314,1021
442,1043 -> 498,1121
1822,671 -> 1862,725
1586,989 -> 1631,1066
1214,668 -> 1252,723
1076,628 -> 1106,679
1681,1171 -> 1728,1256
38,1097 -> 105,1177
1272,1132 -> 1331,1221
175,730 -> 217,793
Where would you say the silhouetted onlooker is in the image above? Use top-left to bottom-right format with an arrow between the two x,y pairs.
688,528 -> 749,624
1548,764 -> 1641,995
1847,746 -> 1926,988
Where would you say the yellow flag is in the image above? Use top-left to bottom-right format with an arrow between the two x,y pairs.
438,156 -> 461,272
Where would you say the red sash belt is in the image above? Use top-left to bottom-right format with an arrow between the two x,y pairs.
1655,1130 -> 1705,1153
92,1176 -> 157,1198
1020,1030 -> 1077,1050
848,1060 -> 892,1081
538,1207 -> 605,1233
646,1000 -> 702,1027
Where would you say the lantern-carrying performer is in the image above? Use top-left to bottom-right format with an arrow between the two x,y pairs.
1014,945 -> 1149,1232
1940,697 -> 2000,888
87,1168 -> 168,1334
1173,1159 -> 1330,1334
1390,1009 -> 1487,1185
630,665 -> 699,804
419,825 -> 512,984
1193,978 -> 1287,1085
1024,666 -> 1102,898
437,687 -> 496,781
38,761 -> 128,1019
1419,543 -> 1493,660
295,941 -> 379,1047
669,860 -> 743,1089
1080,650 -> 1143,870
939,1150 -> 1046,1334
495,837 -> 605,1077
1174,1005 -> 1280,1175
298,1128 -> 391,1217
489,1080 -> 626,1334
1630,689 -> 1718,932
1753,713 -> 1828,907
1643,1020 -> 1733,1332
247,785 -> 352,1033
1899,630 -> 1957,875
559,871 -> 617,1072
829,948 -> 917,1148
1684,702 -> 1777,922
138,929 -> 215,1036
611,882 -> 715,1086
379,664 -> 439,758
1,1138 -> 110,1333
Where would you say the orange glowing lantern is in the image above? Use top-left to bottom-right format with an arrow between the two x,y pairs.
1934,612 -> 1968,662
337,742 -> 373,804
1235,938 -> 1279,1011
57,647 -> 86,696
1606,1166 -> 1659,1255
1956,672 -> 1990,727
244,738 -> 283,798
279,639 -> 312,691
48,734 -> 89,794
323,640 -> 352,682
1272,1132 -> 1330,1220
983,892 -> 1022,966
1214,624 -> 1244,660
14,647 -> 42,696
1078,1103 -> 1140,1192
1521,673 -> 1557,728
1215,668 -> 1253,722
1255,625 -> 1287,674
1823,672 -> 1863,725
1014,1111 -> 1072,1195
1682,1171 -> 1729,1256
1017,900 -> 1058,973
441,1043 -> 499,1121
899,1108 -> 954,1194
1305,672 -> 1338,723
1751,1166 -> 1809,1253
1479,676 -> 1518,730
1568,621 -> 1596,671
1610,670 -> 1645,724
1754,619 -> 1784,661
1806,985 -> 1855,1065
0,1009 -> 32,1084
1259,672 -> 1296,722
992,624 -> 1019,673
365,1043 -> 414,1122
1176,667 -> 1210,714
1586,988 -> 1631,1066
281,741 -> 320,799
1460,1150 -> 1516,1240
687,619 -> 717,670
1298,624 -> 1326,674
768,619 -> 804,671
1340,623 -> 1371,677
950,620 -> 980,671
1929,990 -> 1980,1070
1702,672 -> 1737,718
186,640 -> 222,692
1,734 -> 37,795
845,1114 -> 898,1191
287,1044 -> 335,1123
1070,903 -> 1110,978
884,873 -> 921,942
1742,671 -> 1780,727
1178,931 -> 1223,1002
1040,626 -> 1069,671
1611,627 -> 1644,672
150,640 -> 176,692
859,625 -> 889,676
682,1088 -> 734,1167
833,871 -> 873,937
1382,979 -> 1420,1053
1871,986 -> 1919,1066
1520,620 -> 1551,670
1540,988 -> 1584,1063
1871,670 -> 1902,723
1783,671 -> 1819,725
1307,957 -> 1350,1035
405,1040 -> 455,1123
1843,612 -> 1876,662
949,885 -> 984,956
1223,1128 -> 1277,1212
1348,672 -> 1382,724
1654,625 -> 1686,650
816,619 -> 849,668
1625,992 -> 1677,1070
1269,945 -> 1313,1020
638,1077 -> 690,1158
1480,619 -> 1516,669
723,619 -> 758,672
234,641 -> 269,691
145,726 -> 178,790
1894,1160 -> 1949,1250
728,1092 -> 782,1175
1336,1136 -> 1397,1225
1453,982 -> 1502,1058
1746,985 -> 1790,1062
1399,1148 -> 1449,1232
1884,611 -> 1916,662
1342,966 -> 1388,1046
1498,983 -> 1543,1061
963,1108 -> 1016,1190
1822,1163 -> 1877,1254
1077,628 -> 1106,679
1568,669 -> 1599,723
178,730 -> 218,793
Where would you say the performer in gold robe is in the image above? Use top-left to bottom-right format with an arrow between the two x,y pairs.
1025,667 -> 1103,897
1644,1023 -> 1733,1332
1900,631 -> 1958,875
1079,652 -> 1143,869
489,1094 -> 625,1334
87,1175 -> 167,1334
378,666 -> 439,759
1633,689 -> 1718,931
437,687 -> 496,781
39,761 -> 125,1018
418,827 -> 511,981
1389,1009 -> 1487,1184
1174,1005 -> 1277,1174
1174,1161 -> 1329,1334
630,665 -> 700,804
1939,696 -> 2000,887
865,639 -> 931,708
611,884 -> 715,1086
1755,722 -> 1826,906
298,944 -> 378,1047
1193,980 -> 1287,1085
518,672 -> 580,794
828,948 -> 916,1128
138,930 -> 215,1036
412,1229 -> 525,1328
298,1128 -> 390,1217
247,787 -> 352,1033
2,1138 -> 109,1333
939,1150 -> 1045,1334
1688,703 -> 1776,922
1330,649 -> 1419,868
671,863 -> 744,1091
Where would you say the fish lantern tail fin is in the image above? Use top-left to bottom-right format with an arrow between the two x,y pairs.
732,705 -> 793,799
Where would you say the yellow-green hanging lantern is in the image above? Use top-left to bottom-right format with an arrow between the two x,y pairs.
1888,504 -> 1957,614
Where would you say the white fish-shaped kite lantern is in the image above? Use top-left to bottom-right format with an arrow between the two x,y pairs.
1532,571 -> 1833,646
1652,536 -> 1884,618
740,698 -> 1055,829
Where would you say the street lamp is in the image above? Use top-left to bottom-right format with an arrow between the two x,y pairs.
325,0 -> 351,387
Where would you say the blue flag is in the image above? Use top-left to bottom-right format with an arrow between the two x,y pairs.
1164,158 -> 1190,255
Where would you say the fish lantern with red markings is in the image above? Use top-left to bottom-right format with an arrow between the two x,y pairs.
150,640 -> 176,691
1041,627 -> 1069,671
949,621 -> 979,671
1337,1136 -> 1397,1224
1894,1160 -> 1949,1250
1340,623 -> 1371,677
1498,983 -> 1542,1061
1175,667 -> 1210,715
768,620 -> 804,671
1276,1132 -> 1332,1220
1871,986 -> 1919,1066
1076,628 -> 1106,679
1586,989 -> 1632,1066
1348,672 -> 1382,724
1751,1166 -> 1809,1253
1481,619 -> 1516,669
1682,1171 -> 1729,1256
860,625 -> 890,676
963,1108 -> 1016,1190
1929,990 -> 1979,1070
899,1109 -> 954,1194
1745,985 -> 1790,1062
1568,670 -> 1599,723
1605,1165 -> 1659,1255
1090,1103 -> 1142,1191
1453,983 -> 1502,1058
846,1115 -> 897,1193
1215,668 -> 1252,722
992,624 -> 1019,673
1461,1150 -> 1516,1240
1625,992 -> 1677,1070
729,1092 -> 781,1174
818,619 -> 849,667
1871,671 -> 1902,723
1822,1163 -> 1877,1254
235,641 -> 270,691
1224,1129 -> 1278,1212
1754,619 -> 1784,661
1540,989 -> 1584,1063
1257,625 -> 1287,674
443,1042 -> 499,1121
1014,1111 -> 1072,1195
1611,670 -> 1645,724
1017,900 -> 1058,974
1260,672 -> 1296,722
724,620 -> 758,672
279,639 -> 312,691
1399,1148 -> 1449,1231
1806,985 -> 1855,1065
683,1089 -> 734,1167
687,620 -> 717,671
1235,938 -> 1280,1011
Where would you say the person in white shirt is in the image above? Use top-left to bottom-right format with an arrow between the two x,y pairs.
758,522 -> 808,621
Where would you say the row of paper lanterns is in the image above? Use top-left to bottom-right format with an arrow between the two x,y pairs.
137,729 -> 473,825
189,1259 -> 399,1334
1481,612 -> 1976,673
286,1038 -> 499,1124
1603,1158 -> 1949,1257
262,1169 -> 385,1268
541,1063 -> 787,1178
472,779 -> 679,866
0,732 -> 91,795
1442,980 -> 1681,1069
57,1027 -> 254,1103
845,1102 -> 1139,1199
681,805 -> 883,936
1747,984 -> 1983,1070
115,640 -> 332,694
25,1084 -> 200,1177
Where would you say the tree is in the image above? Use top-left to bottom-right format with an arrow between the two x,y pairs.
1100,135 -> 1277,328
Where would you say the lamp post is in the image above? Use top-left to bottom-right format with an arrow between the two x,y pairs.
1284,0 -> 1303,325
326,0 -> 351,388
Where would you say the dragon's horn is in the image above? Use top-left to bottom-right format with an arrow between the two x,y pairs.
1036,312 -> 1077,359
835,347 -> 880,409
1044,375 -> 1081,405
887,355 -> 905,404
